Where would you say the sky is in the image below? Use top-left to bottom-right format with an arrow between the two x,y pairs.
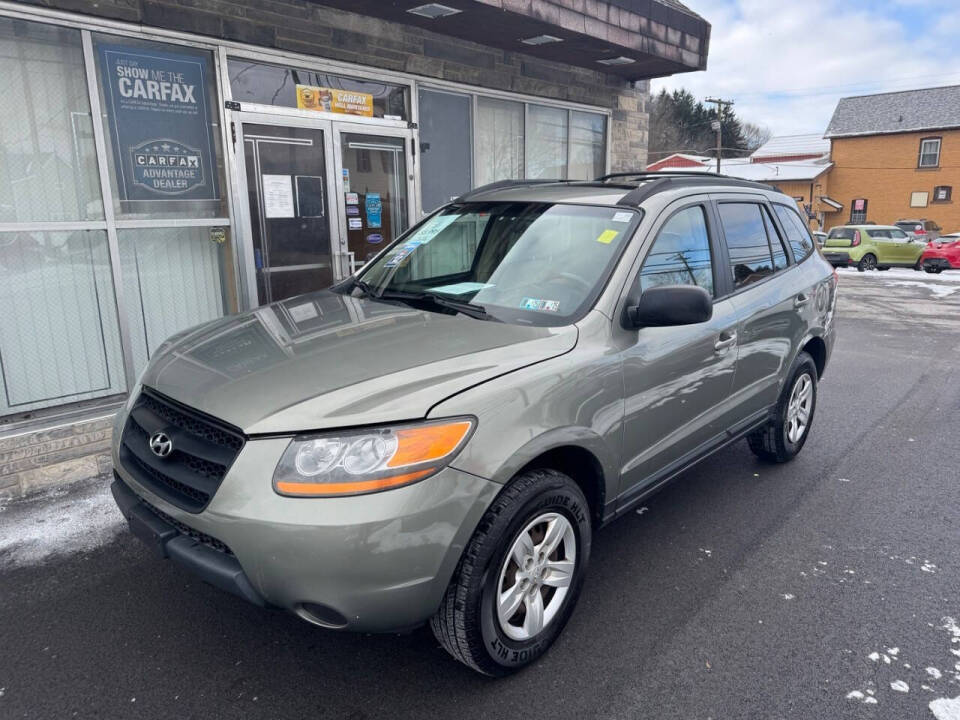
651,0 -> 960,138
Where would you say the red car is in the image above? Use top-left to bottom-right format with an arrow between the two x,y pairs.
922,233 -> 960,273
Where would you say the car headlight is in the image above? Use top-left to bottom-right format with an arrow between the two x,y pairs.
273,418 -> 475,497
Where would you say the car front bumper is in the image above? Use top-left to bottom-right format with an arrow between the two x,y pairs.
111,427 -> 500,632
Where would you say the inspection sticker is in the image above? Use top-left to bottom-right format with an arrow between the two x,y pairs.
521,297 -> 560,312
612,211 -> 634,223
596,229 -> 620,244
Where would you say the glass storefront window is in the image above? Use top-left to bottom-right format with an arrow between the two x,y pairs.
569,111 -> 607,180
418,88 -> 472,212
476,97 -> 524,185
527,105 -> 568,179
0,18 -> 103,222
0,230 -> 125,415
228,59 -> 409,120
92,34 -> 229,220
118,227 -> 237,373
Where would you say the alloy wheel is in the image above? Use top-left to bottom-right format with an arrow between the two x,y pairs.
496,512 -> 577,641
786,373 -> 813,444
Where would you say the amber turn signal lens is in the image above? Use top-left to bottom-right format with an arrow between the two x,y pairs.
388,421 -> 473,468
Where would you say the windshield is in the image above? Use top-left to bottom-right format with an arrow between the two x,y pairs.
828,228 -> 856,240
351,202 -> 640,326
895,222 -> 920,233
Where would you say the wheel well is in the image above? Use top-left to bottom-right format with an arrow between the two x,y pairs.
802,336 -> 826,379
520,446 -> 605,525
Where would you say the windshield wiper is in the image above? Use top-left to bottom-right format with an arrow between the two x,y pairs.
364,287 -> 495,321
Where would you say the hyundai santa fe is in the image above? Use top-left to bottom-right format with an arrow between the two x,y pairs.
110,172 -> 837,675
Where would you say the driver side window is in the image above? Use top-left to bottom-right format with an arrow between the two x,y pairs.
639,205 -> 714,296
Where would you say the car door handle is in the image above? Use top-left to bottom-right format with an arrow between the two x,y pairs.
714,331 -> 737,351
794,293 -> 810,307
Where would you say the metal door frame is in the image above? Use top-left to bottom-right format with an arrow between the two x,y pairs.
331,121 -> 417,276
229,111 -> 342,308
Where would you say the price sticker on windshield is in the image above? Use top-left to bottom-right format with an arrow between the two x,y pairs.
596,230 -> 620,244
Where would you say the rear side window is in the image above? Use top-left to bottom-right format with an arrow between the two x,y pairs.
718,203 -> 777,289
763,207 -> 790,271
639,205 -> 714,295
870,229 -> 890,239
773,204 -> 815,261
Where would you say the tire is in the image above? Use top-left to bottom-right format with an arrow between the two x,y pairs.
747,351 -> 818,463
857,254 -> 877,272
877,266 -> 890,271
925,264 -> 937,274
430,469 -> 592,676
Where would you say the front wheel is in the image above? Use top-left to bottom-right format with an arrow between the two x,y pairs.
857,254 -> 877,272
431,469 -> 591,676
747,351 -> 818,463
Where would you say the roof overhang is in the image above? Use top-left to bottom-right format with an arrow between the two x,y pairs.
825,124 -> 960,140
311,1 -> 710,81
819,196 -> 843,210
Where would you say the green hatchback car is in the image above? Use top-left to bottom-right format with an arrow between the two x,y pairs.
822,225 -> 924,271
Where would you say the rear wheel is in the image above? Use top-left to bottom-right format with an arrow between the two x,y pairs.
431,469 -> 591,676
747,351 -> 818,463
877,266 -> 890,271
857,254 -> 877,272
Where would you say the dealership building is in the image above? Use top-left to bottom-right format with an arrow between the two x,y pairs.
0,0 -> 710,495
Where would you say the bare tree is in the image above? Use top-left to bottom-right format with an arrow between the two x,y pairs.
741,122 -> 773,153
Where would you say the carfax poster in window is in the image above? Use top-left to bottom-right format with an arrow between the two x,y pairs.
98,43 -> 219,202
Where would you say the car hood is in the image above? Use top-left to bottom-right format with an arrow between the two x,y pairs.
141,290 -> 578,434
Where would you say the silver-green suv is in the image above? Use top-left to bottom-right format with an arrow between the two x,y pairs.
110,173 -> 837,675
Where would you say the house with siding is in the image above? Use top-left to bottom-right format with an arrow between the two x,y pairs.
823,86 -> 960,231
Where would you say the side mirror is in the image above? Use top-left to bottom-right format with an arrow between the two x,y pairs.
622,285 -> 713,329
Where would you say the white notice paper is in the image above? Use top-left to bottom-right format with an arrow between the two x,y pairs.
262,174 -> 295,218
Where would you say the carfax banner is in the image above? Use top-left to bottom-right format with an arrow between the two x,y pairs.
98,44 -> 219,201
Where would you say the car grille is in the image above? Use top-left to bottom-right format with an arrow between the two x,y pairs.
138,489 -> 234,555
118,388 -> 245,513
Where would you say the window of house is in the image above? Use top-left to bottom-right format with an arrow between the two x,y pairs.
476,97 -> 525,185
569,111 -> 607,180
639,205 -> 714,295
773,203 -> 815,262
918,138 -> 941,168
718,203 -> 778,290
934,185 -> 953,203
850,198 -> 868,224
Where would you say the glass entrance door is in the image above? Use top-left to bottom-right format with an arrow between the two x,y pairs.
241,123 -> 335,304
336,131 -> 412,273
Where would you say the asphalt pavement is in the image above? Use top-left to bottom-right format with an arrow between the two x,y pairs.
1,268 -> 959,719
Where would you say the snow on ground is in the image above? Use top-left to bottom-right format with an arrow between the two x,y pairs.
836,267 -> 960,298
0,478 -> 124,570
930,696 -> 960,720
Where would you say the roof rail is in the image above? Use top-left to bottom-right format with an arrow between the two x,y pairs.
597,171 -> 727,182
607,173 -> 777,207
453,178 -> 571,202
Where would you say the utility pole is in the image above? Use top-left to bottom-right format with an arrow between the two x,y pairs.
705,97 -> 734,174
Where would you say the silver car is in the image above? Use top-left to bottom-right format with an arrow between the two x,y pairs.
110,173 -> 837,675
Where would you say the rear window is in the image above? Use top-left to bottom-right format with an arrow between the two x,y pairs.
895,222 -> 919,233
828,228 -> 856,240
773,204 -> 815,261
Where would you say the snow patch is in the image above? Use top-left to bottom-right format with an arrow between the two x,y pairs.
929,668 -> 944,680
782,593 -> 795,600
930,696 -> 960,720
0,480 -> 123,569
890,680 -> 909,693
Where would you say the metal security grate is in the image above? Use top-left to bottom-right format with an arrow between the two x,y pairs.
118,388 -> 244,513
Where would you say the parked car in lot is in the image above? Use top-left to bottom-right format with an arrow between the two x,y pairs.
895,219 -> 942,242
822,224 -> 924,271
812,231 -> 828,247
109,172 -> 837,675
921,232 -> 960,273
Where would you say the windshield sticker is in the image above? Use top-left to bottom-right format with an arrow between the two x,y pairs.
432,282 -> 494,295
612,211 -> 634,223
415,214 -> 459,244
384,245 -> 417,267
596,229 -> 620,244
521,297 -> 560,312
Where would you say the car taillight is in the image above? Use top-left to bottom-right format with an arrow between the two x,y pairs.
852,230 -> 861,247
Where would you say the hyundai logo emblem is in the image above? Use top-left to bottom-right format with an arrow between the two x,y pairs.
149,431 -> 173,458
